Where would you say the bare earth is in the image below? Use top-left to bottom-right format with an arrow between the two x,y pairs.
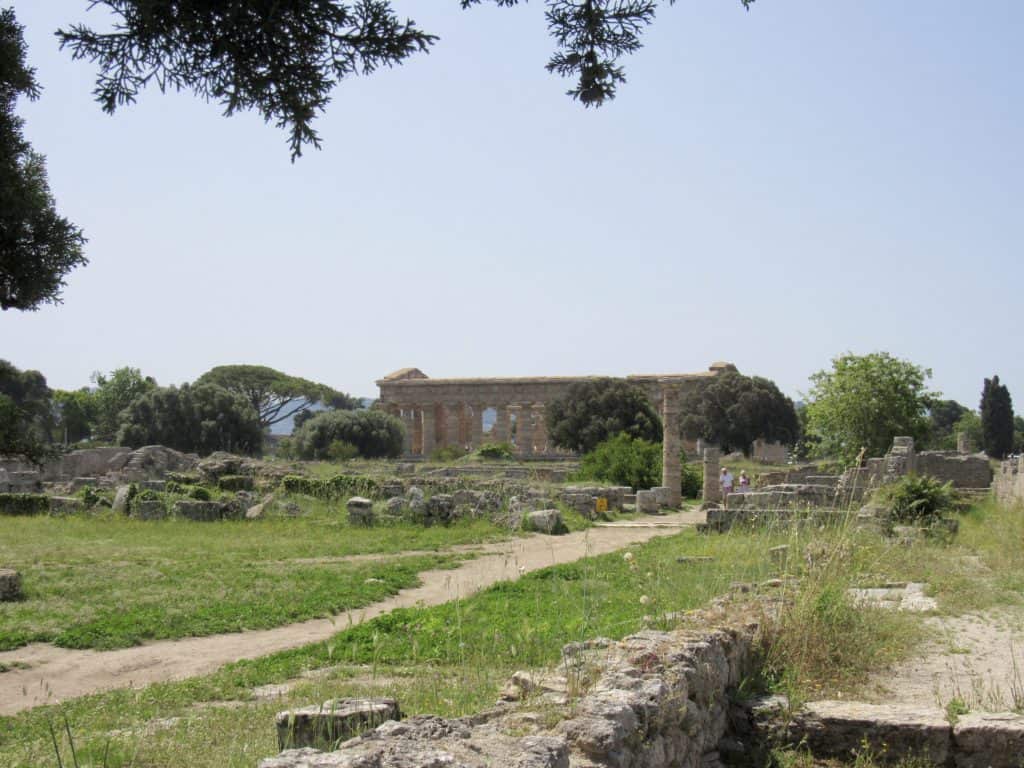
867,608 -> 1024,711
0,510 -> 703,716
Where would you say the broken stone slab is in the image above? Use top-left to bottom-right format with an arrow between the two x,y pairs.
132,499 -> 168,521
346,497 -> 374,526
635,489 -> 659,514
524,509 -> 567,535
0,568 -> 22,601
953,711 -> 1024,768
848,582 -> 937,612
172,500 -> 224,522
275,698 -> 401,751
789,701 -> 951,765
48,496 -> 85,515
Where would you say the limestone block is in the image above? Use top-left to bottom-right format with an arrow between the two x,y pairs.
653,486 -> 672,507
347,497 -> 374,526
112,485 -> 132,514
48,496 -> 85,515
383,497 -> 405,517
524,509 -> 567,535
132,500 -> 168,521
172,500 -> 224,522
0,568 -> 22,601
789,701 -> 951,765
953,712 -> 1024,768
245,503 -> 265,520
636,490 -> 659,514
276,698 -> 401,751
380,481 -> 404,499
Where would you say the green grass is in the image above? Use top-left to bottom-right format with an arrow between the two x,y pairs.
0,503 -> 510,651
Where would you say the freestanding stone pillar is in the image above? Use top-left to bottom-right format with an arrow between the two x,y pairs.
532,404 -> 548,455
421,406 -> 436,456
702,446 -> 721,503
517,405 -> 534,457
956,431 -> 970,454
661,389 -> 682,508
495,405 -> 511,444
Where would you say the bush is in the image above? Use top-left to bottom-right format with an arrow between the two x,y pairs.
292,410 -> 404,459
187,486 -> 212,501
431,445 -> 466,462
79,486 -> 100,507
279,473 -> 381,500
575,434 -> 662,490
546,378 -> 662,454
876,474 -> 957,525
680,463 -> 703,499
0,493 -> 50,516
477,442 -> 514,460
326,440 -> 359,462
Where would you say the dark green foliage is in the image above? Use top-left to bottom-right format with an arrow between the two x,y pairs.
679,371 -> 799,455
0,359 -> 58,463
0,493 -> 49,515
187,485 -> 212,501
217,475 -> 253,492
925,398 -> 969,450
546,378 -> 661,454
1,9 -> 87,311
52,388 -> 97,444
680,463 -> 702,499
90,367 -> 156,442
804,352 -> 936,463
54,2 -> 754,160
196,365 -> 352,430
117,383 -> 262,456
292,409 -> 404,459
980,375 -> 1014,459
575,433 -> 662,490
431,445 -> 467,462
477,442 -> 514,460
876,474 -> 956,526
280,474 -> 381,499
80,486 -> 100,507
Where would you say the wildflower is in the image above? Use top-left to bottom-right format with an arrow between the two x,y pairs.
639,595 -> 651,605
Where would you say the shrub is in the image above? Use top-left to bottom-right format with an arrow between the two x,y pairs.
876,474 -> 957,525
477,442 -> 514,460
292,410 -> 404,459
187,486 -> 212,501
79,486 -> 100,507
431,445 -> 467,462
279,473 -> 380,499
680,463 -> 703,499
0,493 -> 50,516
575,434 -> 662,490
326,440 -> 359,462
546,378 -> 662,453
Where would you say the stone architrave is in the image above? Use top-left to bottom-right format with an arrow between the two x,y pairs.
532,404 -> 548,455
660,386 -> 682,508
516,406 -> 534,457
494,405 -> 510,444
421,406 -> 436,456
470,404 -> 484,448
703,447 -> 721,503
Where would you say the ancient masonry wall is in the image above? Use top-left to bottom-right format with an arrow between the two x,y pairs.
994,455 -> 1024,505
260,620 -> 757,768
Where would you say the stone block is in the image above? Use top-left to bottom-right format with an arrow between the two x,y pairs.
132,499 -> 168,520
48,496 -> 85,515
653,486 -> 672,507
0,568 -> 22,601
173,500 -> 224,522
112,485 -> 132,514
953,712 -> 1024,768
636,490 -> 659,514
524,509 -> 567,535
276,698 -> 401,751
347,496 -> 374,526
380,481 -> 404,499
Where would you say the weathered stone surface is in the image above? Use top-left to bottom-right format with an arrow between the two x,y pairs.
132,500 -> 168,521
276,699 -> 401,752
173,500 -> 224,522
636,489 -> 659,514
197,452 -> 257,482
380,481 -> 404,499
347,497 -> 374,526
383,497 -> 405,517
48,496 -> 85,515
524,509 -> 567,535
789,701 -> 951,765
0,568 -> 22,601
112,485 -> 132,514
245,503 -> 266,520
953,712 -> 1024,768
848,582 -> 937,612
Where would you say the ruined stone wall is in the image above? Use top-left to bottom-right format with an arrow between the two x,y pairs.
260,618 -> 757,768
0,445 -> 197,490
915,451 -> 993,489
994,456 -> 1024,505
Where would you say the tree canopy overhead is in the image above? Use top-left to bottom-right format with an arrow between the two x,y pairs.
0,8 -> 87,311
803,352 -> 937,464
196,365 -> 353,430
678,371 -> 799,456
55,0 -> 756,160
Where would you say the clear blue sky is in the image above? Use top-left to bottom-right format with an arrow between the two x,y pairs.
3,1 -> 1021,408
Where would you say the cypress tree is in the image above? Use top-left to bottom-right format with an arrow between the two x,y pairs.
980,375 -> 1014,459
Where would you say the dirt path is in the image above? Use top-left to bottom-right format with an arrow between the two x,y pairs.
0,510 -> 702,715
865,607 -> 1024,712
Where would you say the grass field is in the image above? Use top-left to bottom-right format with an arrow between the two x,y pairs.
2,493 -> 1021,768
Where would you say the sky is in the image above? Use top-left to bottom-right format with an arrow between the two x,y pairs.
3,1 -> 1021,407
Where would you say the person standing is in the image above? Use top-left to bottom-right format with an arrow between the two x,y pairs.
720,466 -> 734,504
738,470 -> 751,492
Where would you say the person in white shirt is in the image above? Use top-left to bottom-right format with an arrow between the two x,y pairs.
720,467 -> 734,503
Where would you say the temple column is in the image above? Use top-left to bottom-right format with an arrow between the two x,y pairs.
702,446 -> 721,503
532,404 -> 548,455
661,387 -> 681,508
400,405 -> 414,456
421,406 -> 436,456
471,404 -> 484,448
412,408 -> 423,455
448,403 -> 464,448
516,405 -> 534,457
495,405 -> 511,444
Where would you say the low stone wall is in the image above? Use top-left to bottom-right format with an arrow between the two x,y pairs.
0,445 -> 198,488
260,619 -> 758,768
915,451 -> 992,489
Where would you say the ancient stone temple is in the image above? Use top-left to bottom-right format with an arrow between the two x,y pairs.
376,362 -> 736,504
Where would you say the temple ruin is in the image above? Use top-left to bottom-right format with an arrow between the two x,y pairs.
376,362 -> 736,506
